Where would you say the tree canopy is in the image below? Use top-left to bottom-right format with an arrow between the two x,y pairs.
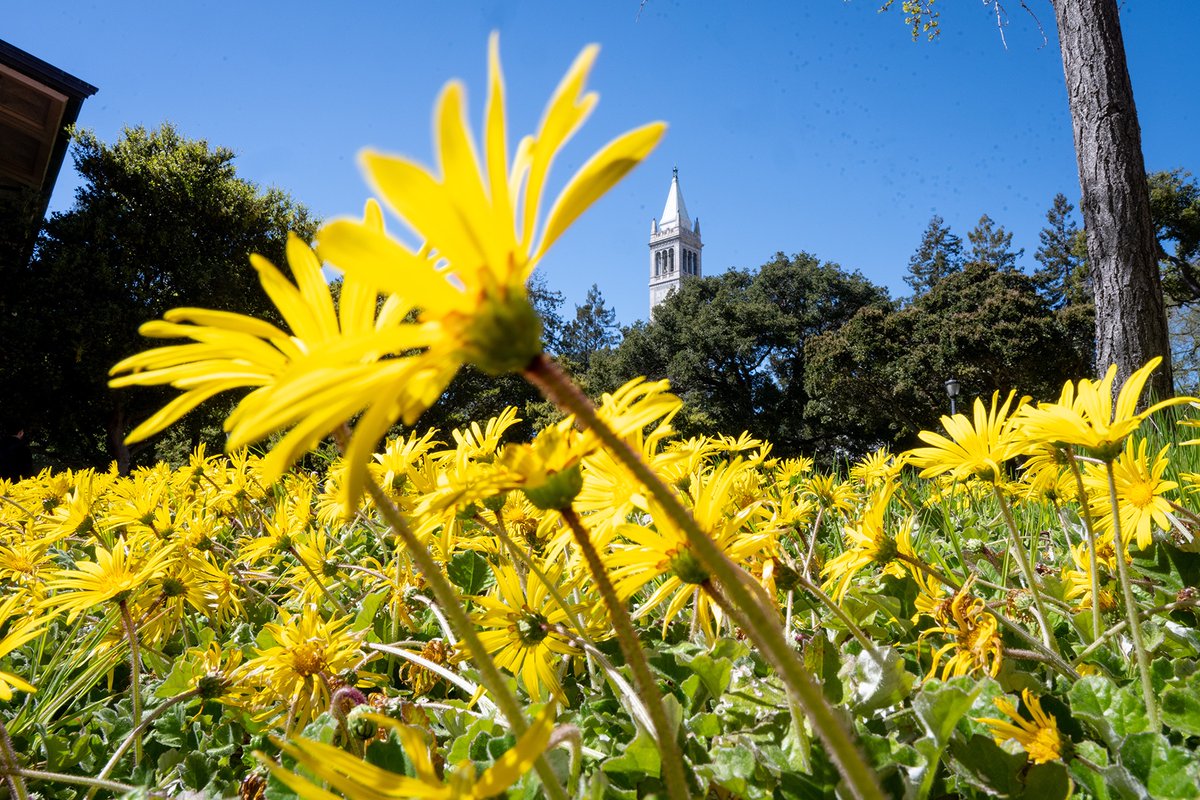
805,257 -> 1093,450
595,252 -> 889,457
0,124 -> 317,471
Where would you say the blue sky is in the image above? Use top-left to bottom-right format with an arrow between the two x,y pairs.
7,1 -> 1198,325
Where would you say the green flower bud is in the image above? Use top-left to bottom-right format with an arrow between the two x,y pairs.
522,465 -> 583,511
460,290 -> 543,375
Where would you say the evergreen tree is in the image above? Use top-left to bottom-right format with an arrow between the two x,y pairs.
1033,193 -> 1089,308
967,213 -> 1022,271
904,214 -> 963,295
560,283 -> 619,371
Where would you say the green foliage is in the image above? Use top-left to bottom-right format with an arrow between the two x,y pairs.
1150,169 -> 1200,305
598,252 -> 888,458
1034,193 -> 1091,309
905,213 -> 963,296
0,123 -> 316,472
806,257 -> 1092,450
559,283 -> 619,372
879,0 -> 940,41
966,213 -> 1023,272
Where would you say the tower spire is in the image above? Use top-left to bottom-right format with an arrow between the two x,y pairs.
648,168 -> 702,314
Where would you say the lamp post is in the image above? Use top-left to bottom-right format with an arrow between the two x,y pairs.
945,378 -> 960,416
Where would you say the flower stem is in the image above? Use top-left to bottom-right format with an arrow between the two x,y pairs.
1066,447 -> 1104,643
561,506 -> 692,800
364,479 -> 569,800
0,719 -> 30,800
117,598 -> 143,765
91,687 -> 202,798
289,545 -> 350,617
991,484 -> 1059,654
13,768 -> 146,797
1105,461 -> 1160,729
524,354 -> 882,800
791,572 -> 884,665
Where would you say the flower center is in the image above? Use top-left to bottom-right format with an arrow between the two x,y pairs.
514,611 -> 549,645
291,642 -> 327,677
1126,483 -> 1155,508
1025,727 -> 1062,764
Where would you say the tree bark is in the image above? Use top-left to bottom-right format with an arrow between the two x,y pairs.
1052,0 -> 1173,397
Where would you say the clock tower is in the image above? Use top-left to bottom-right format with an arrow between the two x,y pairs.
649,168 -> 702,313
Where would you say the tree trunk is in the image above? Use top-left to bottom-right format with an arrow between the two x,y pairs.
107,402 -> 131,475
1052,0 -> 1173,397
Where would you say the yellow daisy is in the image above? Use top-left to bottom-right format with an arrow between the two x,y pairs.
470,564 -> 578,703
1015,356 -> 1191,462
1084,438 -> 1177,551
976,689 -> 1065,764
908,391 -> 1027,483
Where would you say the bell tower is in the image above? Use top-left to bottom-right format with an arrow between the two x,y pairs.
649,167 -> 702,313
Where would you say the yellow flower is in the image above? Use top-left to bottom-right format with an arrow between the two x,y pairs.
110,220 -> 424,500
312,35 -> 664,485
976,689 -> 1065,764
240,605 -> 363,733
821,485 -> 914,602
1015,357 -> 1191,461
802,473 -> 859,516
262,704 -> 556,800
0,592 -> 46,701
850,447 -> 907,490
908,391 -> 1027,482
470,564 -> 578,703
608,459 -> 771,639
1062,540 -> 1119,614
920,576 -> 1003,680
42,539 -> 176,622
1084,438 -> 1177,551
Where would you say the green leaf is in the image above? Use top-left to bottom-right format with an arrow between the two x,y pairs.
447,717 -> 497,765
365,730 -> 413,775
601,730 -> 661,778
447,550 -> 495,594
1162,671 -> 1200,736
687,652 -> 733,700
948,733 -> 1025,796
703,743 -> 756,797
913,676 -> 984,748
840,646 -> 914,714
352,590 -> 389,633
1068,675 -> 1151,748
1120,732 -> 1200,799
690,712 -> 721,738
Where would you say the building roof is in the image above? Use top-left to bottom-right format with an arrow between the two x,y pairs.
659,167 -> 691,231
0,38 -> 97,198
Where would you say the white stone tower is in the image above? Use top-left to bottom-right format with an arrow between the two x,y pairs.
649,167 -> 702,313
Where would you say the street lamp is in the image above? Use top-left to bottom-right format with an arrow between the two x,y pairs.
945,378 -> 961,415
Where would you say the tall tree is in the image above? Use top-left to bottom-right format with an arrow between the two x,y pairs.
806,261 -> 1093,450
882,0 -> 1175,396
904,214 -> 963,295
966,213 -> 1022,271
1033,193 -> 1089,308
559,283 -> 620,372
0,124 -> 316,471
1052,0 -> 1173,396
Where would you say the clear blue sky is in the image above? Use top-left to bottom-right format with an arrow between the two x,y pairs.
7,1 -> 1198,325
